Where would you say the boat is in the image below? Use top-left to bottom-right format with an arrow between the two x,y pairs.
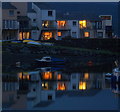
111,67 -> 120,94
34,56 -> 66,67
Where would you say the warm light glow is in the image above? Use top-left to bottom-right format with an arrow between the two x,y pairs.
79,20 -> 87,29
57,74 -> 62,80
18,72 -> 23,79
57,32 -> 62,37
42,32 -> 52,40
42,82 -> 48,90
19,32 -> 22,40
84,32 -> 90,37
27,75 -> 30,80
42,21 -> 49,27
57,82 -> 66,90
26,32 -> 30,39
57,21 -> 66,27
84,73 -> 89,79
19,32 -> 30,40
79,82 -> 87,90
43,72 -> 52,80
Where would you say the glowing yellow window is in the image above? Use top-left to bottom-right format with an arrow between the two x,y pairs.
84,32 -> 90,37
57,82 -> 66,90
79,81 -> 87,90
19,32 -> 22,40
79,20 -> 87,29
42,32 -> 52,40
43,72 -> 52,80
84,73 -> 89,79
58,32 -> 62,36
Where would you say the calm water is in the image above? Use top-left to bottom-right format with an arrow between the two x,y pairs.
2,66 -> 120,111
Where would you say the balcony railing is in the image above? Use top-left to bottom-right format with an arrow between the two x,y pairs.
2,20 -> 19,30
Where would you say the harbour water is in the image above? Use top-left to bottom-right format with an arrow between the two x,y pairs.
2,65 -> 120,111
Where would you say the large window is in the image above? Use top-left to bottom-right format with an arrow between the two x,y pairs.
79,20 -> 87,29
100,16 -> 112,20
42,32 -> 52,40
84,32 -> 90,37
97,32 -> 103,38
48,11 -> 53,16
57,21 -> 66,28
19,32 -> 30,40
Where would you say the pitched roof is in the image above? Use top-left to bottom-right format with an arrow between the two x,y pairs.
27,9 -> 36,13
2,2 -> 17,9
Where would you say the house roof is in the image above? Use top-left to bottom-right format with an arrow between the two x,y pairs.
17,16 -> 31,21
27,9 -> 36,13
2,2 -> 17,9
56,12 -> 102,21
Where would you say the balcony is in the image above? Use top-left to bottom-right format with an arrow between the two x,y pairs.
42,21 -> 57,31
2,20 -> 19,30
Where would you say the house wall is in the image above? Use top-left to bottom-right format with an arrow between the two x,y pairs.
2,9 -> 17,20
32,3 -> 42,40
68,20 -> 80,38
118,2 -> 120,38
41,10 -> 56,20
0,2 -> 2,40
11,2 -> 28,16
41,90 -> 55,101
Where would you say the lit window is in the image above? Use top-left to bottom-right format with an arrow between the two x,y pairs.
42,32 -> 52,40
58,32 -> 62,37
100,16 -> 111,20
42,21 -> 49,28
18,72 -> 23,79
84,32 -> 90,37
84,73 -> 89,79
48,11 -> 53,16
42,82 -> 48,90
57,21 -> 66,27
42,72 -> 52,80
79,82 -> 86,90
9,10 -> 14,16
57,74 -> 61,80
79,20 -> 87,29
57,82 -> 66,90
19,32 -> 23,40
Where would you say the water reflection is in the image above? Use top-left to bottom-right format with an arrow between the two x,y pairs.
2,67 -> 120,110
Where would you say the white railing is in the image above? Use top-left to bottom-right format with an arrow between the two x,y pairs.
2,20 -> 19,29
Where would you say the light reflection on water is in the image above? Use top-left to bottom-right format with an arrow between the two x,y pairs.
2,67 -> 120,110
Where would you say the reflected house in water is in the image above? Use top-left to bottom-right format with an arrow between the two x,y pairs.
2,68 -> 106,109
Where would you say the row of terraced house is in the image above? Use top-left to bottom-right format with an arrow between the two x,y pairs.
2,2 -> 113,40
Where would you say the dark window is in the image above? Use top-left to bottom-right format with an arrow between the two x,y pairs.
97,21 -> 102,29
9,10 -> 14,16
33,19 -> 36,22
48,11 -> 53,16
48,95 -> 52,100
97,32 -> 103,38
17,11 -> 20,14
73,21 -> 77,26
73,85 -> 76,89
